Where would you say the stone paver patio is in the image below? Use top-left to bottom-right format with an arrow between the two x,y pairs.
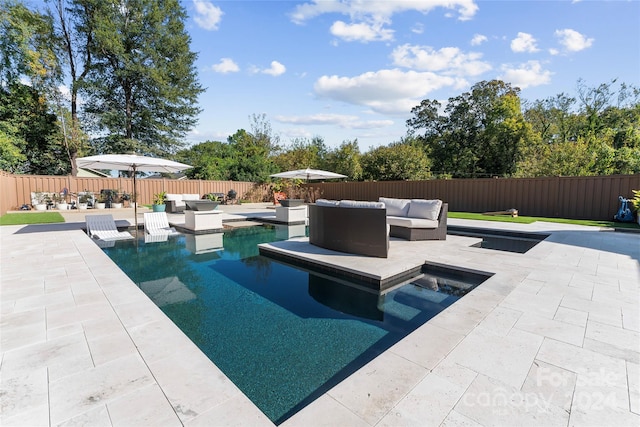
1,204 -> 639,426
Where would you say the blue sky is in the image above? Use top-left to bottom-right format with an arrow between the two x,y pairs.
181,0 -> 640,152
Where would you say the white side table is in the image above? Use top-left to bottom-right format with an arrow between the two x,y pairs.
184,210 -> 223,231
275,205 -> 307,223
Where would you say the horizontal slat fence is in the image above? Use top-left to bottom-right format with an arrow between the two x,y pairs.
0,171 -> 254,214
308,174 -> 640,221
2,172 -> 638,220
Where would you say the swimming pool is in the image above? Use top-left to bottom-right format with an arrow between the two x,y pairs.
448,225 -> 549,253
102,225 -> 481,424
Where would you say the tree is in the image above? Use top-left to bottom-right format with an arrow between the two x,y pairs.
82,0 -> 203,155
0,0 -> 61,90
226,128 -> 278,182
177,140 -> 234,180
273,136 -> 328,172
408,80 -> 530,177
325,139 -> 362,180
519,80 -> 640,176
0,82 -> 67,174
0,121 -> 26,173
479,89 -> 532,176
523,93 -> 578,144
0,1 -> 69,173
361,139 -> 431,181
50,0 -> 96,175
576,78 -> 617,138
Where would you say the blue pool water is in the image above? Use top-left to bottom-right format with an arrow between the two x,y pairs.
102,225 -> 466,424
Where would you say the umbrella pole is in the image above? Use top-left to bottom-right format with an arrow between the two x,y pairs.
133,166 -> 138,235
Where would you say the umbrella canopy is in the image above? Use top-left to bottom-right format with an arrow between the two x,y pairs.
270,168 -> 346,181
76,154 -> 192,232
76,154 -> 191,174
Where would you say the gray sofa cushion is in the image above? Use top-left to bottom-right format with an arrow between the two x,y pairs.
315,199 -> 340,207
407,199 -> 443,220
339,200 -> 385,209
379,197 -> 410,216
387,215 -> 439,229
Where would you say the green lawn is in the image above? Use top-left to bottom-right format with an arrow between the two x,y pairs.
0,212 -> 65,225
1,209 -> 637,230
448,211 -> 640,229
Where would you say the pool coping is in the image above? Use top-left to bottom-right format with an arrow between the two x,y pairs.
1,212 -> 639,426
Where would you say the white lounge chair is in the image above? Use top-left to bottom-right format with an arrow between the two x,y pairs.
144,233 -> 169,243
85,214 -> 134,241
144,212 -> 180,236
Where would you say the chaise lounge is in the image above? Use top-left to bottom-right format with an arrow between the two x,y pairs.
143,212 -> 180,236
85,214 -> 134,241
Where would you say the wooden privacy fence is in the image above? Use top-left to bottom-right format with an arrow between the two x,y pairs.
308,174 -> 640,221
0,171 -> 255,215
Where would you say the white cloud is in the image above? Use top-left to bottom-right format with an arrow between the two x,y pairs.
291,0 -> 479,24
262,61 -> 286,76
554,28 -> 594,52
314,69 -> 463,114
510,32 -> 539,53
193,0 -> 223,30
411,23 -> 424,34
281,127 -> 313,140
186,127 -> 230,143
471,33 -> 487,46
330,21 -> 394,42
212,58 -> 239,73
275,113 -> 393,129
391,44 -> 492,77
499,60 -> 553,89
290,0 -> 478,43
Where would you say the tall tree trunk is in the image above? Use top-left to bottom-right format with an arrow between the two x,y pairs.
56,0 -> 92,176
125,82 -> 133,140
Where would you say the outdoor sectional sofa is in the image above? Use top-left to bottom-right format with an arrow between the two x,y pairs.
309,200 -> 389,258
380,197 -> 448,241
165,193 -> 201,213
308,197 -> 448,258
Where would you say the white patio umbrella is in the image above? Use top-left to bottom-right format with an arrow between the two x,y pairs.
76,154 -> 192,232
270,168 -> 346,181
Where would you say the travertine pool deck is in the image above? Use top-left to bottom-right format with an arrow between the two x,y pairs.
1,206 -> 639,426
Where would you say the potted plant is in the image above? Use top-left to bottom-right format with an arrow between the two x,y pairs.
203,193 -> 222,209
111,190 -> 123,209
78,193 -> 92,210
121,191 -> 132,207
32,191 -> 48,211
50,193 -> 64,210
153,191 -> 167,212
270,182 -> 286,205
95,193 -> 107,209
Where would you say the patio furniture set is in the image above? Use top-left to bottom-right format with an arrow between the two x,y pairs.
164,190 -> 238,213
309,197 -> 447,258
85,195 -> 447,259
